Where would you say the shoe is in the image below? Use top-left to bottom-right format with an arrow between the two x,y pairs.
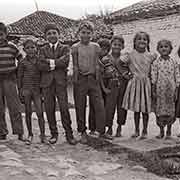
0,135 -> 7,140
40,135 -> 49,144
67,137 -> 77,145
156,129 -> 164,139
156,133 -> 164,139
49,136 -> 58,144
80,132 -> 88,144
106,127 -> 113,136
166,131 -> 172,138
18,134 -> 26,142
139,133 -> 147,140
165,135 -> 173,140
99,133 -> 113,140
89,131 -> 96,136
131,131 -> 140,138
115,126 -> 122,137
25,135 -> 33,145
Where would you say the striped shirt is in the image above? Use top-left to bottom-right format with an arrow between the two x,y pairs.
0,40 -> 22,77
17,56 -> 41,91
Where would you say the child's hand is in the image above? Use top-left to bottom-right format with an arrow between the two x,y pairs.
123,72 -> 133,80
101,57 -> 110,65
48,59 -> 56,71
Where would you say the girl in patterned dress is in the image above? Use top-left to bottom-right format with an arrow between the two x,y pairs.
151,40 -> 180,139
121,32 -> 157,139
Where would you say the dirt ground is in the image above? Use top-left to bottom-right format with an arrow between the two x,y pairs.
0,111 -> 172,180
1,86 -> 179,180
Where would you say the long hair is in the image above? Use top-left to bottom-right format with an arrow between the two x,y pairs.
133,31 -> 150,52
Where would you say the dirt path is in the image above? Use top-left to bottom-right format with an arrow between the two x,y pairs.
0,123 -> 170,180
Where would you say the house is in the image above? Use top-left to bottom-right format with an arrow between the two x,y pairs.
7,10 -> 77,44
7,10 -> 113,45
109,0 -> 180,56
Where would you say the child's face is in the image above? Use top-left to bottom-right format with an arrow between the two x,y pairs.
135,33 -> 148,50
0,30 -> 7,44
45,29 -> 59,44
24,42 -> 37,58
111,39 -> 124,54
158,41 -> 171,56
79,27 -> 92,44
100,47 -> 109,58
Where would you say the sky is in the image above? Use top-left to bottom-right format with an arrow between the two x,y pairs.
0,0 -> 142,24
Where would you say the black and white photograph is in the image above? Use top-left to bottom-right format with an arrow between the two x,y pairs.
0,0 -> 180,179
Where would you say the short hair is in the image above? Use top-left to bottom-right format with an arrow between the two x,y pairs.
78,21 -> 94,33
111,35 -> 125,49
133,31 -> 150,52
44,23 -> 60,35
23,39 -> 37,48
157,39 -> 173,54
0,22 -> 7,35
97,38 -> 111,51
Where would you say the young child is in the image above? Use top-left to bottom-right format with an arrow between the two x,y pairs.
121,31 -> 157,139
38,23 -> 77,145
176,47 -> 180,137
104,35 -> 132,137
151,39 -> 180,139
0,22 -> 25,141
18,39 -> 48,144
72,21 -> 112,144
88,38 -> 111,135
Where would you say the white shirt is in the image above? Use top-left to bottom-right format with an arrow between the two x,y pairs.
49,42 -> 59,70
49,41 -> 59,51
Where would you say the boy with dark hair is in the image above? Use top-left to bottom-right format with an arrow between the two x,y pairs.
18,39 -> 48,144
0,22 -> 24,141
104,35 -> 132,137
38,23 -> 77,145
72,21 -> 113,144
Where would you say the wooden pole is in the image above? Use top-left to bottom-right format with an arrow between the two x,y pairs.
34,0 -> 39,11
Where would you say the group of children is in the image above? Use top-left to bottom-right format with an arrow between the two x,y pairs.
0,20 -> 180,146
72,21 -> 180,142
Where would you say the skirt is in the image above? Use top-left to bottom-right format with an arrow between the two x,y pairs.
122,76 -> 151,113
156,115 -> 176,127
175,86 -> 180,118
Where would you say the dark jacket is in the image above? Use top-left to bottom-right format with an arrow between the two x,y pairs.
37,42 -> 70,88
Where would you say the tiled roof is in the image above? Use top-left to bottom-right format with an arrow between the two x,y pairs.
7,11 -> 113,43
110,0 -> 180,23
8,10 -> 77,41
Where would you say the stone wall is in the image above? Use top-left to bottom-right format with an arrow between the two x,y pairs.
112,13 -> 180,59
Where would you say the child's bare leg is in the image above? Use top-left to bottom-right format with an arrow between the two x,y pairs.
165,116 -> 175,139
156,116 -> 165,139
24,95 -> 33,145
156,126 -> 164,139
131,112 -> 140,138
33,95 -> 48,143
24,99 -> 33,137
166,124 -> 172,138
177,118 -> 180,137
140,113 -> 149,139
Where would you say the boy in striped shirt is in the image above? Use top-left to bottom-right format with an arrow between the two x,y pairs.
18,39 -> 48,144
0,22 -> 25,141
